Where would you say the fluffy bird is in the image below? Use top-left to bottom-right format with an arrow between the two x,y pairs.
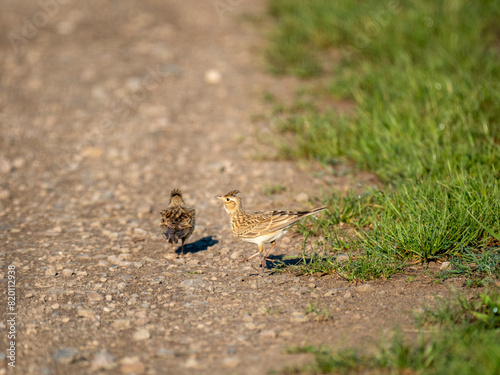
217,190 -> 326,268
160,189 -> 196,255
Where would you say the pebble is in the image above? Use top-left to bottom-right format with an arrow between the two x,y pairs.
291,312 -> 308,323
336,253 -> 350,263
62,269 -> 74,277
343,291 -> 352,299
324,288 -> 341,296
356,284 -> 373,293
132,328 -> 151,341
91,350 -> 116,371
294,192 -> 309,202
180,278 -> 207,289
77,308 -> 95,319
88,291 -> 103,301
204,68 -> 221,84
0,189 -> 10,200
0,158 -> 12,174
120,356 -> 145,374
44,267 -> 57,276
439,261 -> 453,271
230,250 -> 244,260
351,313 -> 361,321
259,330 -> 277,339
184,357 -> 200,369
52,348 -> 82,364
156,348 -> 176,358
112,319 -> 131,330
222,356 -> 240,367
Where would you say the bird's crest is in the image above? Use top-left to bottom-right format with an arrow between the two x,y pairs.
170,188 -> 182,198
224,190 -> 240,197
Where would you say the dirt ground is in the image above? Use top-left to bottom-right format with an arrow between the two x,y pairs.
1,1 -> 467,374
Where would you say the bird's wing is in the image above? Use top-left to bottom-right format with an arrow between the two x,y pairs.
160,207 -> 195,230
235,210 -> 303,238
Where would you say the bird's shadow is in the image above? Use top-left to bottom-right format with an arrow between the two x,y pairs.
175,236 -> 218,255
264,254 -> 312,268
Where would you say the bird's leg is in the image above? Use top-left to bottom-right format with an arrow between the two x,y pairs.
170,242 -> 173,253
240,243 -> 264,263
180,239 -> 185,255
261,241 -> 277,268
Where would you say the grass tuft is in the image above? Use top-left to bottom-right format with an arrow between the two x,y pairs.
279,289 -> 500,375
267,0 -> 500,283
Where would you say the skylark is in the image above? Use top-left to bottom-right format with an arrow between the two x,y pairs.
217,190 -> 326,268
160,189 -> 196,255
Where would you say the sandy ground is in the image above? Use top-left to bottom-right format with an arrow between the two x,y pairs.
0,1 -> 466,374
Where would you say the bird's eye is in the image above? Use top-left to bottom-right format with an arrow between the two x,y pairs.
225,198 -> 230,202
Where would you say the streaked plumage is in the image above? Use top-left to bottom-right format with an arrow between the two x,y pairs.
217,190 -> 326,268
160,189 -> 196,255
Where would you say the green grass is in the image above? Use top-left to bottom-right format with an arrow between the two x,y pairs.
279,289 -> 500,375
263,183 -> 287,197
266,0 -> 500,282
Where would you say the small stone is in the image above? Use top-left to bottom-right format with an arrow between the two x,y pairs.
295,192 -> 309,202
324,288 -> 340,297
51,303 -> 60,310
91,350 -> 116,371
82,147 -> 103,158
439,261 -> 454,271
0,158 -> 12,174
259,330 -> 277,339
77,308 -> 95,319
120,356 -> 145,374
164,253 -> 177,260
126,77 -> 142,91
132,328 -> 150,341
222,356 -> 240,367
62,269 -> 74,277
336,253 -> 350,263
133,228 -> 147,238
352,313 -> 361,320
180,278 -> 207,289
12,157 -> 25,168
156,348 -> 176,358
343,291 -> 352,299
112,319 -> 130,330
356,284 -> 373,293
184,357 -> 200,369
204,68 -> 221,84
45,267 -> 57,276
0,189 -> 10,200
230,250 -> 244,260
88,291 -> 103,301
291,312 -> 308,323
53,348 -> 82,364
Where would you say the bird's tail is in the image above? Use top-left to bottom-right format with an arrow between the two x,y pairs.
302,206 -> 327,216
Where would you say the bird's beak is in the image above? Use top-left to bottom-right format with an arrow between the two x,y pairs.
215,195 -> 222,200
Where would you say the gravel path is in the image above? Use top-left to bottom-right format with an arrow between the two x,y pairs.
1,1 -> 463,374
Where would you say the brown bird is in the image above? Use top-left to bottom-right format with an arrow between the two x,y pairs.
217,190 -> 326,268
160,189 -> 196,255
